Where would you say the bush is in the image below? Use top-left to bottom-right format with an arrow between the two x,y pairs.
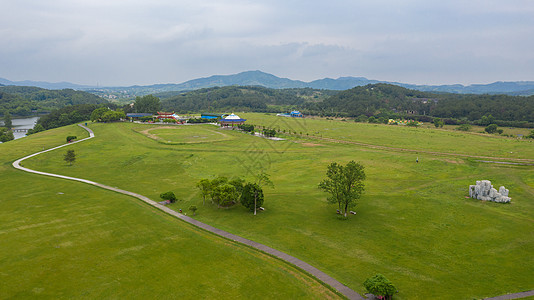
238,124 -> 254,132
160,191 -> 177,203
363,274 -> 396,300
457,123 -> 471,131
263,128 -> 277,137
527,130 -> 534,139
485,124 -> 498,134
66,136 -> 77,143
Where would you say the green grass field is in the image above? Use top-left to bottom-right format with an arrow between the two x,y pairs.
6,114 -> 534,299
0,125 -> 338,299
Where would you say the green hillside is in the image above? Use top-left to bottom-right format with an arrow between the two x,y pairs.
0,124 -> 338,299
0,86 -> 108,116
17,115 -> 534,299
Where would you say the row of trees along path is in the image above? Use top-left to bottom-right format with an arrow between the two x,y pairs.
12,124 -> 364,300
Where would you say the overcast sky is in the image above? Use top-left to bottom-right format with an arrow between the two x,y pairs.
1,0 -> 534,86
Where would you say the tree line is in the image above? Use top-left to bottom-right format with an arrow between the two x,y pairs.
0,86 -> 107,116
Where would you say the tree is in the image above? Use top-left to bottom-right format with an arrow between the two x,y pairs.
433,117 -> 444,128
91,107 -> 109,122
27,123 -> 45,135
241,183 -> 264,212
100,110 -> 125,122
212,183 -> 238,208
196,179 -> 211,206
0,127 -> 14,143
189,205 -> 198,216
318,161 -> 366,218
160,191 -> 177,203
363,274 -> 396,300
135,95 -> 160,113
3,111 -> 12,129
527,130 -> 534,139
229,177 -> 245,199
64,149 -> 76,166
252,171 -> 274,215
485,124 -> 498,134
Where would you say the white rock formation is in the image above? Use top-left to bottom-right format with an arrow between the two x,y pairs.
469,180 -> 511,203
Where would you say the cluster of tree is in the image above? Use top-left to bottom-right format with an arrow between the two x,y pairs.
237,124 -> 254,132
303,84 -> 534,127
159,86 -> 333,113
90,107 -> 126,122
262,128 -> 277,137
0,86 -> 107,116
0,127 -> 14,142
196,177 -> 244,208
37,104 -> 103,130
132,95 -> 160,114
197,172 -> 273,214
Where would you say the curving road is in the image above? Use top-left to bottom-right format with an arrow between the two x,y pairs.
12,124 -> 364,300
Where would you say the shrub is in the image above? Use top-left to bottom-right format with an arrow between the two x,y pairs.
66,136 -> 77,143
160,191 -> 177,203
363,274 -> 396,300
485,124 -> 498,134
457,124 -> 471,131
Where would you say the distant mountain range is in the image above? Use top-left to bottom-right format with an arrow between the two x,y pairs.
2,71 -> 534,96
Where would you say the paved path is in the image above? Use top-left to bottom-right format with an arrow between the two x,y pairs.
484,290 -> 534,300
12,124 -> 364,300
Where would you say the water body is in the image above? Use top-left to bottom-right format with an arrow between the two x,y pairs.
0,116 -> 40,140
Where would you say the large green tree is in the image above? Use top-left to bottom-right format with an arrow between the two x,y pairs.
3,111 -> 12,129
196,179 -> 211,206
135,95 -> 160,113
318,161 -> 366,218
240,183 -> 264,213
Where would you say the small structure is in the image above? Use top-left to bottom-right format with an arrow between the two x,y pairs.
290,110 -> 303,117
201,113 -> 226,120
469,180 -> 511,203
156,112 -> 186,123
219,113 -> 246,127
277,111 -> 304,118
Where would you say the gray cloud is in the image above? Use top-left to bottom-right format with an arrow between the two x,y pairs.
1,0 -> 533,85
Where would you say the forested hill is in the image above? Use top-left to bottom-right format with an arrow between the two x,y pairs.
160,86 -> 337,113
0,86 -> 108,116
305,84 -> 534,123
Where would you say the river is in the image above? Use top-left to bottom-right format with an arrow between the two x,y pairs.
0,116 -> 40,140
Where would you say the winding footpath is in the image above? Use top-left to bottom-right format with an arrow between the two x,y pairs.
12,124 -> 364,300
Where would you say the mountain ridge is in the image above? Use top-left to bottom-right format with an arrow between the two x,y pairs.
2,71 -> 534,96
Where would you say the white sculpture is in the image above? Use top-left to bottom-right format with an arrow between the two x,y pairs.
469,180 -> 510,203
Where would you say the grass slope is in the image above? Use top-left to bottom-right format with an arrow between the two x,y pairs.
21,116 -> 534,299
0,124 -> 337,299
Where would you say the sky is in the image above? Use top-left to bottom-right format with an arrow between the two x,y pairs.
1,0 -> 534,86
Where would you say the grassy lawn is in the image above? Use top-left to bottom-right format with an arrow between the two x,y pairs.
20,117 -> 534,299
0,124 -> 338,299
240,113 -> 534,160
134,124 -> 234,144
